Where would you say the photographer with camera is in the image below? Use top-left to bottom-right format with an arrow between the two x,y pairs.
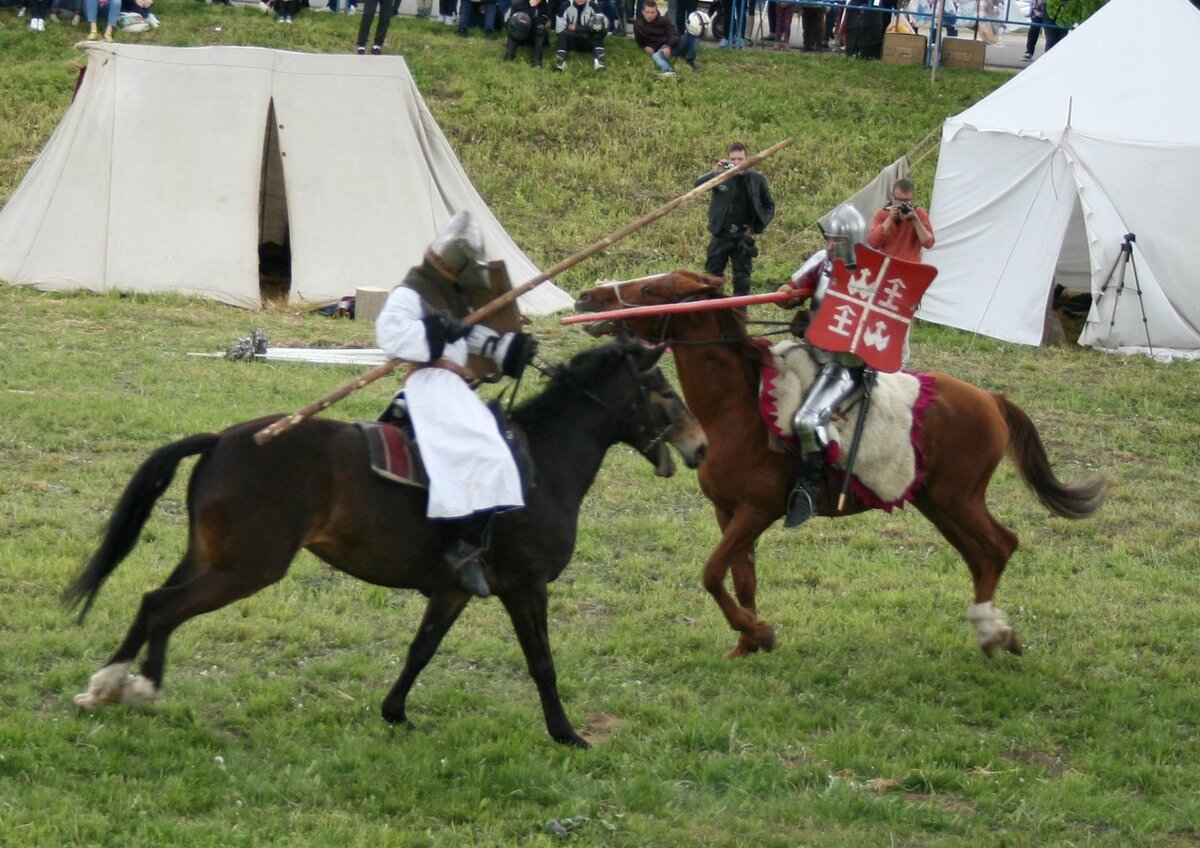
867,178 -> 935,264
695,142 -> 776,299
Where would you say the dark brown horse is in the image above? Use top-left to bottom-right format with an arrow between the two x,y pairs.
575,271 -> 1111,659
65,339 -> 706,748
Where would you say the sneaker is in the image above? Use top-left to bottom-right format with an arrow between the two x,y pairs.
72,13 -> 80,24
17,5 -> 25,15
1022,52 -> 1032,61
104,31 -> 113,41
554,56 -> 566,71
593,57 -> 605,71
356,45 -> 366,54
29,18 -> 37,29
371,44 -> 381,54
87,30 -> 97,39
661,69 -> 675,77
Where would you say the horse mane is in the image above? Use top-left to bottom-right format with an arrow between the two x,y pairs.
509,341 -> 634,430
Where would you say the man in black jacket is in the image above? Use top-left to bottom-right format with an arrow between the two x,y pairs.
694,142 -> 776,298
633,0 -> 699,75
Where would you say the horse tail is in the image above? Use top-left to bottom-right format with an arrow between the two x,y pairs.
63,433 -> 220,622
998,395 -> 1112,520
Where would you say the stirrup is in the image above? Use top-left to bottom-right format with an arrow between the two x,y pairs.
444,540 -> 491,597
783,483 -> 818,529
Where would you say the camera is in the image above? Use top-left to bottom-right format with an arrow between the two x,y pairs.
897,202 -> 912,216
722,161 -> 735,171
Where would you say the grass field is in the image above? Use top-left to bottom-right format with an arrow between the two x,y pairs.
3,4 -> 1200,846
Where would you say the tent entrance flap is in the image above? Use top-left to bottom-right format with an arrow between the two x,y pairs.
258,99 -> 291,303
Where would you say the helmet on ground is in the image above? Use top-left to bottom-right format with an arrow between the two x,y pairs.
507,10 -> 533,39
117,11 -> 150,31
686,10 -> 710,38
587,12 -> 608,34
426,211 -> 488,291
821,203 -> 868,268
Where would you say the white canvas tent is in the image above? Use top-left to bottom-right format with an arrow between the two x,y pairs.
920,0 -> 1200,359
0,44 -> 574,315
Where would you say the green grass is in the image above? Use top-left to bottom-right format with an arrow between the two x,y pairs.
4,4 -> 1200,847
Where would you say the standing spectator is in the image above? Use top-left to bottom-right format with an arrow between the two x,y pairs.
1023,0 -> 1064,61
867,178 -> 935,263
458,0 -> 499,35
437,0 -> 456,24
85,0 -> 121,40
634,0 -> 698,75
695,142 -> 776,299
355,0 -> 394,51
772,0 -> 794,49
799,0 -> 823,50
554,0 -> 607,71
503,0 -> 552,65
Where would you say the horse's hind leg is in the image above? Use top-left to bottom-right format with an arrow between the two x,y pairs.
75,549 -> 292,708
380,591 -> 470,728
499,585 -> 587,748
915,494 -> 1022,657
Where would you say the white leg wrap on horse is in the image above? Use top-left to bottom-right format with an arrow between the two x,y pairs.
966,601 -> 1011,647
73,662 -> 159,708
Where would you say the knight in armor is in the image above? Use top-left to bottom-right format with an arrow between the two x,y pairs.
774,203 -> 869,529
375,211 -> 539,597
555,0 -> 608,71
503,0 -> 552,67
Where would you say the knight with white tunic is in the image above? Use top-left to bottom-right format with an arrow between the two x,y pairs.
774,203 -> 869,529
375,211 -> 538,597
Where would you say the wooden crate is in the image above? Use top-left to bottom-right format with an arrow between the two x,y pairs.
882,32 -> 927,67
940,36 -> 986,70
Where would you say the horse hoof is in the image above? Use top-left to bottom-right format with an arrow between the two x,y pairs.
74,691 -> 104,710
724,639 -> 759,659
758,624 -> 777,653
554,732 -> 591,749
981,628 -> 1022,658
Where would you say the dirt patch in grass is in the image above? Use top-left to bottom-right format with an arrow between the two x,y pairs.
1003,748 -> 1078,777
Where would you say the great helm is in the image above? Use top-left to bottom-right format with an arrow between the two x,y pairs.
425,211 -> 488,291
685,9 -> 711,37
821,203 -> 867,268
507,10 -> 533,40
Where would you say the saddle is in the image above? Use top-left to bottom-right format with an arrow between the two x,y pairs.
361,397 -> 534,495
758,339 -> 936,510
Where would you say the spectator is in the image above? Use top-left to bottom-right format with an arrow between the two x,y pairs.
458,0 -> 499,36
28,0 -> 48,29
275,0 -> 297,21
799,0 -> 824,51
85,0 -> 121,40
633,0 -> 699,75
503,0 -> 552,66
695,141 -> 776,299
437,0 -> 456,24
1023,0 -> 1064,61
554,0 -> 607,71
355,0 -> 394,51
121,0 -> 159,27
772,0 -> 794,50
374,212 -> 537,598
867,178 -> 934,263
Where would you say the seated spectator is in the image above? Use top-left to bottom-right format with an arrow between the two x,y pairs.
633,0 -> 698,74
121,0 -> 158,27
554,0 -> 607,71
85,0 -> 121,40
503,0 -> 552,66
458,0 -> 499,36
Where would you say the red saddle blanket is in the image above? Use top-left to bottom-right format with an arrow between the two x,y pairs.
355,421 -> 429,489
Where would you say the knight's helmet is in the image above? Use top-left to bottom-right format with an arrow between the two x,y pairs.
425,210 -> 489,294
507,10 -> 533,40
821,203 -> 867,268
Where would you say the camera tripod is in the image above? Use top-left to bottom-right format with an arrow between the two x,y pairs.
1094,232 -> 1154,356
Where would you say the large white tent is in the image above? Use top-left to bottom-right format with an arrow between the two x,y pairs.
0,43 -> 573,315
919,0 -> 1200,359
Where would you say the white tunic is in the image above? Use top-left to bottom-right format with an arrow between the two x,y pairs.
375,286 -> 524,519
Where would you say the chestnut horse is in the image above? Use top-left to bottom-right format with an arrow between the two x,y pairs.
575,271 -> 1111,659
65,339 -> 706,748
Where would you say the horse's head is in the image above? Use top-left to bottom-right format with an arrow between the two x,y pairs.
557,338 -> 706,476
573,270 -> 727,341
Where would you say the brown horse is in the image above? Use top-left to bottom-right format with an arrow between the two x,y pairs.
575,270 -> 1111,659
65,339 -> 706,748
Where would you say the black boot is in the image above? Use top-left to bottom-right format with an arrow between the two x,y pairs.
784,451 -> 825,529
444,513 -> 493,597
503,36 -> 517,61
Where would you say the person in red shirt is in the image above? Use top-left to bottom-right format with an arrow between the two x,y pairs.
867,178 -> 935,263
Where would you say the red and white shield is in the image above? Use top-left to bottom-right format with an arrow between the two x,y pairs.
805,244 -> 938,373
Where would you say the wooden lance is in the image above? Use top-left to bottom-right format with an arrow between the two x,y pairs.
253,137 -> 793,445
